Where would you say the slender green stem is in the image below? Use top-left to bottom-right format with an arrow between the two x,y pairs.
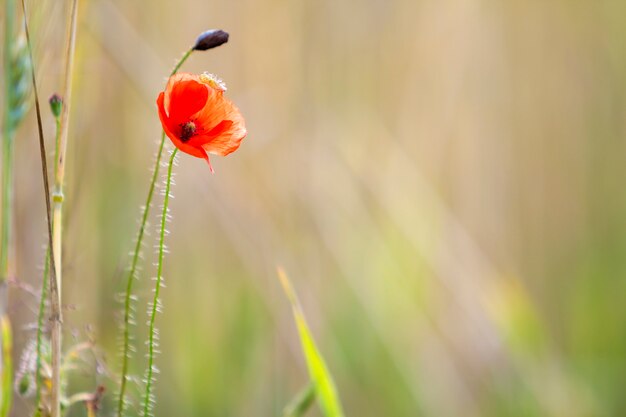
44,1 -> 79,415
53,118 -> 61,179
116,48 -> 193,417
171,49 -> 193,76
141,148 -> 178,417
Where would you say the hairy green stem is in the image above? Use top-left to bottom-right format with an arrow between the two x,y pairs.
116,49 -> 193,417
141,148 -> 178,417
32,114 -> 59,416
116,132 -> 165,417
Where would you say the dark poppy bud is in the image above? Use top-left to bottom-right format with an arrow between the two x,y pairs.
193,29 -> 229,51
49,94 -> 63,118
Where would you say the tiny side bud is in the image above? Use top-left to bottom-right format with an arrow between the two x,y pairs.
49,94 -> 63,118
193,29 -> 229,51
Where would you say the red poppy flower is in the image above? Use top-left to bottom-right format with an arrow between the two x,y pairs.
157,72 -> 246,171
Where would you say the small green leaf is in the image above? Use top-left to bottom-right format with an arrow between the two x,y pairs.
283,382 -> 315,417
278,267 -> 346,417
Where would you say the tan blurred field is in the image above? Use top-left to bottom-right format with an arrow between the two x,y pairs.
3,0 -> 626,416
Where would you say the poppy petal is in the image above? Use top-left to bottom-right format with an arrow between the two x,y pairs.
193,93 -> 246,156
165,74 -> 208,123
186,120 -> 232,147
157,92 -> 207,159
163,73 -> 195,117
201,120 -> 247,156
193,89 -> 236,131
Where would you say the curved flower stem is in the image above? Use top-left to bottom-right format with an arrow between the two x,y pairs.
141,148 -> 178,417
116,49 -> 193,417
171,48 -> 193,76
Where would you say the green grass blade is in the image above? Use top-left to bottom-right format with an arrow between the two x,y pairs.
278,267 -> 346,417
0,315 -> 13,417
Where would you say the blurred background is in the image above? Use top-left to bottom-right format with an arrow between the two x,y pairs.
4,0 -> 626,416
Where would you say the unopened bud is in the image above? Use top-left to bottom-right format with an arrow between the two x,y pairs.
193,29 -> 229,51
49,94 -> 63,118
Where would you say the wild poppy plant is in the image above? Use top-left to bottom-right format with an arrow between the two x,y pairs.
157,72 -> 246,171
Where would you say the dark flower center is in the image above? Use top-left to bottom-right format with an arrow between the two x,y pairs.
179,121 -> 197,142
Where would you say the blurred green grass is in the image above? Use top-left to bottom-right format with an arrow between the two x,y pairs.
4,0 -> 626,416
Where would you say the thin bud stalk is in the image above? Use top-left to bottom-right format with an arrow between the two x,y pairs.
49,0 -> 78,416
